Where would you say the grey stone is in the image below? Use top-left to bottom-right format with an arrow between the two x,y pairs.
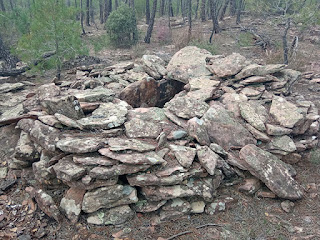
82,185 -> 138,213
196,145 -> 219,175
141,55 -> 167,80
239,101 -> 268,131
87,205 -> 134,225
107,137 -> 156,152
239,144 -> 303,200
169,144 -> 196,168
56,136 -> 105,153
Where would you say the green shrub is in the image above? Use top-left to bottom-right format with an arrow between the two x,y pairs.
310,149 -> 320,165
106,4 -> 138,48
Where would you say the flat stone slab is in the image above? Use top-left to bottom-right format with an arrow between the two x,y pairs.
98,148 -> 166,165
270,96 -> 304,128
82,185 -> 138,213
239,144 -> 303,200
240,101 -> 268,131
107,137 -> 156,152
169,144 -> 196,168
78,101 -> 128,130
56,136 -> 106,153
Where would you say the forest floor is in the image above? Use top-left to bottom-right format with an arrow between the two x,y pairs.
1,15 -> 320,240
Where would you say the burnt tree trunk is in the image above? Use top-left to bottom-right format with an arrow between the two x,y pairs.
283,18 -> 291,65
86,0 -> 90,26
146,0 -> 150,24
168,0 -> 173,17
236,0 -> 245,24
219,0 -> 229,20
195,0 -> 199,19
0,0 -> 6,12
200,0 -> 206,21
230,0 -> 236,16
80,0 -> 86,34
104,0 -> 111,22
0,34 -> 18,69
187,0 -> 192,41
89,0 -> 95,25
99,0 -> 104,24
209,0 -> 221,43
160,0 -> 165,16
144,0 -> 157,43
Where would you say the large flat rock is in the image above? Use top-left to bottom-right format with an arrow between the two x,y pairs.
239,144 -> 303,200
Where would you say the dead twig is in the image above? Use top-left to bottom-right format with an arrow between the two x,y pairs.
165,223 -> 223,240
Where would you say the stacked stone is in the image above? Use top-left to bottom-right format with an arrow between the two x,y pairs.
7,46 -> 319,225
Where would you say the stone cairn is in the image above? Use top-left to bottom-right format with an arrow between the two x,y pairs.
3,46 -> 319,225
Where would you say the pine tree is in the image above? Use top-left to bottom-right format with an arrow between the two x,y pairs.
16,0 -> 87,79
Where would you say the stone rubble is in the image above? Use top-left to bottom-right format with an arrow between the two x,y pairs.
1,46 -> 319,225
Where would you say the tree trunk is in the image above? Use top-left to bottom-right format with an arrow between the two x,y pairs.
90,0 -> 95,24
160,0 -> 165,16
200,0 -> 206,21
67,0 -> 71,7
80,0 -> 86,34
146,0 -> 150,24
0,34 -> 18,69
176,0 -> 180,16
144,0 -> 157,43
0,0 -> 6,11
209,0 -> 221,43
168,0 -> 173,17
236,0 -> 244,24
219,0 -> 229,20
230,0 -> 236,16
9,0 -> 14,10
187,0 -> 192,41
283,18 -> 291,65
86,0 -> 90,26
195,0 -> 199,19
129,0 -> 135,8
104,0 -> 110,22
99,0 -> 104,24
115,0 -> 119,9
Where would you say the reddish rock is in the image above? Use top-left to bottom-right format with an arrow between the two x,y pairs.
35,189 -> 62,222
60,188 -> 86,223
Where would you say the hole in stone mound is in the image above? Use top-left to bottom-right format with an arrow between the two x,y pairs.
119,78 -> 185,108
118,174 -> 130,185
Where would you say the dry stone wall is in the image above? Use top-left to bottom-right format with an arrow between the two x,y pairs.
1,46 -> 319,225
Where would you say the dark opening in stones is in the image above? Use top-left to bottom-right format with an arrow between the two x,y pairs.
119,78 -> 185,108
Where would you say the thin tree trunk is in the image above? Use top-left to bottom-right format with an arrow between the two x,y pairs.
80,0 -> 86,34
283,18 -> 290,65
209,0 -> 220,43
86,0 -> 90,26
146,0 -> 150,24
230,0 -> 236,16
115,0 -> 118,9
200,0 -> 205,21
168,0 -> 173,17
144,0 -> 157,43
176,0 -> 180,16
0,0 -> 6,11
129,0 -> 135,8
0,34 -> 18,69
219,0 -> 229,20
67,0 -> 71,7
9,0 -> 14,10
160,0 -> 165,16
236,0 -> 244,24
99,0 -> 104,24
187,0 -> 192,41
195,0 -> 199,19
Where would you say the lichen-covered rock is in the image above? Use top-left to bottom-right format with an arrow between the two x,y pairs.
133,199 -> 167,213
202,103 -> 255,150
41,95 -> 84,120
206,53 -> 248,78
164,95 -> 209,119
266,124 -> 293,136
60,188 -> 86,223
0,82 -> 25,93
267,135 -> 297,155
90,164 -> 150,179
141,55 -> 167,80
221,93 -> 248,118
14,131 -> 40,161
73,154 -> 117,166
56,136 -> 105,153
54,113 -> 83,130
87,205 -> 135,225
34,189 -> 62,222
196,145 -> 219,175
78,101 -> 128,130
73,87 -> 115,102
187,117 -> 210,146
107,138 -> 156,152
245,124 -> 270,142
141,177 -> 219,202
235,63 -> 286,79
82,185 -> 138,213
167,46 -> 212,83
169,144 -> 196,168
17,119 -> 60,152
98,148 -> 165,165
270,96 -> 304,128
239,101 -> 268,131
53,156 -> 86,182
239,144 -> 303,200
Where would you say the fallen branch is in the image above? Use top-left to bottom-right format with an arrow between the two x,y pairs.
165,223 -> 223,240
